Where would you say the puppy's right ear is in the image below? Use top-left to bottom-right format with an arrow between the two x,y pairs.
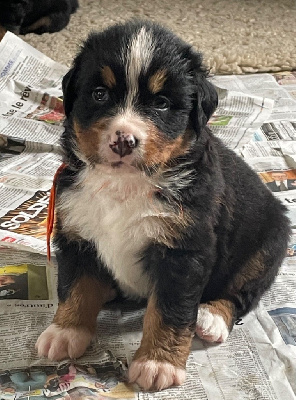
62,65 -> 78,118
185,47 -> 218,136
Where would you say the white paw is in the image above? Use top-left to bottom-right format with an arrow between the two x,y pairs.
196,306 -> 229,343
128,359 -> 186,391
35,323 -> 93,361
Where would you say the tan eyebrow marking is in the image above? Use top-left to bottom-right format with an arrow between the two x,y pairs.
101,66 -> 116,88
148,69 -> 167,94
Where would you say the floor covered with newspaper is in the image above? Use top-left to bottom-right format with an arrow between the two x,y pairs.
0,32 -> 295,400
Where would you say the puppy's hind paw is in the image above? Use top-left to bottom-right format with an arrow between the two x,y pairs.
129,359 -> 186,391
35,323 -> 93,361
196,305 -> 230,343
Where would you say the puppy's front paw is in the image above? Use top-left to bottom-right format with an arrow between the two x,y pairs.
35,323 -> 93,361
196,305 -> 229,343
128,359 -> 186,391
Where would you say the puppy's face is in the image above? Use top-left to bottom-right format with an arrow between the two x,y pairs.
63,21 -> 217,170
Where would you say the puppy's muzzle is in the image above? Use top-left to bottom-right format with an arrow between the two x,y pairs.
109,130 -> 138,158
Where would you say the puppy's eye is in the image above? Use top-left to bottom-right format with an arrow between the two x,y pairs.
152,96 -> 170,111
92,87 -> 109,102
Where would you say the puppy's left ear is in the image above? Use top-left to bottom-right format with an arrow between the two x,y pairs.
187,48 -> 218,135
62,51 -> 83,118
62,67 -> 77,118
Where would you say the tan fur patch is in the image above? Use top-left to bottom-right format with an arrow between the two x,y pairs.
143,204 -> 191,249
53,275 -> 115,334
148,70 -> 167,94
25,16 -> 51,32
0,25 -> 6,41
200,299 -> 234,329
140,125 -> 193,247
229,251 -> 265,292
101,66 -> 116,88
133,295 -> 193,368
143,124 -> 192,167
74,118 -> 109,161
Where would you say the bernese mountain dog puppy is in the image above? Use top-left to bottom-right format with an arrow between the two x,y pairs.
36,20 -> 290,391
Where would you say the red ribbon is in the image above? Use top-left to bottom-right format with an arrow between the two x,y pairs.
47,162 -> 67,260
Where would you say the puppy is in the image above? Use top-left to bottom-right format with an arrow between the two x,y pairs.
36,20 -> 290,391
0,0 -> 78,35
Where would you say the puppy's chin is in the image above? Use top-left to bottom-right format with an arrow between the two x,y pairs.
109,160 -> 139,173
91,154 -> 142,174
105,152 -> 137,166
87,160 -> 142,178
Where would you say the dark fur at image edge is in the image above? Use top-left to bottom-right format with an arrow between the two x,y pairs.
0,0 -> 78,34
38,20 -> 291,388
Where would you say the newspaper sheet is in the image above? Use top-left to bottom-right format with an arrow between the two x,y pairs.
0,32 -> 295,400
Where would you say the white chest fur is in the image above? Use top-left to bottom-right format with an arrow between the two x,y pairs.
57,165 -> 170,298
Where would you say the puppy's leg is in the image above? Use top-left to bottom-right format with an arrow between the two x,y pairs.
196,219 -> 289,343
129,248 -> 210,391
129,295 -> 192,391
196,250 -> 276,344
36,237 -> 115,361
196,299 -> 234,343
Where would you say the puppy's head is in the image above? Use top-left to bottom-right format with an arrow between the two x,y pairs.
62,20 -> 217,169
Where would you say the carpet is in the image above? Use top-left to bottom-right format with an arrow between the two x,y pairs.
22,0 -> 296,75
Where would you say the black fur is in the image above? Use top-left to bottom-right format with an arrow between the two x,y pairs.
56,20 -> 290,337
151,131 -> 290,328
0,0 -> 78,34
54,231 -> 115,303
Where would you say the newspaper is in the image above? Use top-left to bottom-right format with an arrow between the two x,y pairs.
209,82 -> 274,150
0,32 -> 295,400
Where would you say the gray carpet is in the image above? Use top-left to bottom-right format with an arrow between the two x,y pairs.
23,0 -> 296,74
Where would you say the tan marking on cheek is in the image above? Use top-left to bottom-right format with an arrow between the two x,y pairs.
101,66 -> 116,88
133,295 -> 193,368
229,252 -> 265,292
143,124 -> 191,166
53,275 -> 116,334
148,69 -> 167,94
200,299 -> 234,329
74,118 -> 109,159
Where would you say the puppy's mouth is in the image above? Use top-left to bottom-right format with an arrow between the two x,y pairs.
111,161 -> 124,167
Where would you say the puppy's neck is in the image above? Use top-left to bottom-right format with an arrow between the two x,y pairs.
79,163 -> 157,203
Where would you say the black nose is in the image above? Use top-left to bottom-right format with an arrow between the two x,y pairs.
109,131 -> 138,158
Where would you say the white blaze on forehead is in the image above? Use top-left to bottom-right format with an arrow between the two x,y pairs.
125,27 -> 155,108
